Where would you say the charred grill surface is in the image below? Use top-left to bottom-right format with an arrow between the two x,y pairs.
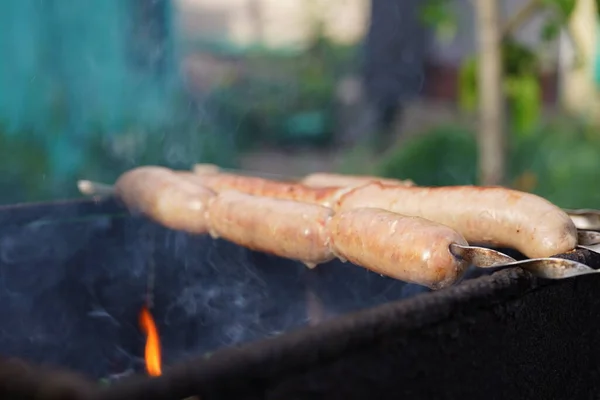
0,357 -> 95,400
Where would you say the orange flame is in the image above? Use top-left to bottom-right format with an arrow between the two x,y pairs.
139,306 -> 162,376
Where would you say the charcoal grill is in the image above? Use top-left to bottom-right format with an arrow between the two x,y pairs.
0,197 -> 600,400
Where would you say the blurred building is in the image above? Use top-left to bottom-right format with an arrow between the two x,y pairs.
177,0 -> 567,100
176,0 -> 369,49
176,0 -> 585,144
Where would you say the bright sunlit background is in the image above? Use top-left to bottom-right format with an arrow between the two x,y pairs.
0,0 -> 599,208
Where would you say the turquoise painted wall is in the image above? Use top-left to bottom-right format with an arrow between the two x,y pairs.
0,0 -> 181,129
0,0 -> 236,203
0,0 -> 184,181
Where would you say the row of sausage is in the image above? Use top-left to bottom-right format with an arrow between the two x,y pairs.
105,165 -> 584,289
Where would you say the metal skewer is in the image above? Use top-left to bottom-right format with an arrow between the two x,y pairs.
564,208 -> 600,231
449,244 -> 516,266
450,243 -> 597,279
485,257 -> 598,279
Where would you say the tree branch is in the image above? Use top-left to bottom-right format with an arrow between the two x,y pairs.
565,22 -> 588,69
475,0 -> 507,186
501,0 -> 542,38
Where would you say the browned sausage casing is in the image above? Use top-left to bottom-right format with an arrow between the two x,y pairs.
115,166 -> 215,234
192,163 -> 221,175
207,190 -> 335,267
185,171 -> 347,208
301,172 -> 414,188
336,183 -> 577,259
329,208 -> 469,289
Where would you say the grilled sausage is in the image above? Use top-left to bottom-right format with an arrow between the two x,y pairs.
186,171 -> 348,208
301,172 -> 414,188
207,190 -> 335,268
329,208 -> 469,289
335,183 -> 578,259
186,169 -> 576,258
115,166 -> 215,234
192,163 -> 221,175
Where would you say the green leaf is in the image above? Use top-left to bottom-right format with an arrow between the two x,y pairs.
505,74 -> 541,136
458,57 -> 478,112
540,19 -> 562,41
502,39 -> 537,76
541,0 -> 577,18
419,0 -> 458,42
373,120 -> 600,209
376,126 -> 478,186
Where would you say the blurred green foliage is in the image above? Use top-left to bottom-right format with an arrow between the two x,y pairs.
420,0 -> 593,135
376,126 -> 478,186
459,39 -> 542,136
420,0 -> 458,43
0,117 -> 238,205
204,29 -> 358,149
376,121 -> 600,208
460,39 -> 545,136
539,0 -> 578,41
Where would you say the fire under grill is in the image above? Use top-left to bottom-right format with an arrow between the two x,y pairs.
1,198 -> 600,400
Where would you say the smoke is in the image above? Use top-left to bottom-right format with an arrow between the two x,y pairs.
0,203 -> 492,379
0,0 -> 240,205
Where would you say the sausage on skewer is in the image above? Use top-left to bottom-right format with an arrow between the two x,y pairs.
208,191 -> 473,288
329,208 -> 470,289
191,164 -> 414,187
115,166 -> 215,234
335,183 -> 577,259
181,171 -> 349,208
187,169 -> 578,258
191,163 -> 221,176
86,166 -> 591,288
301,172 -> 414,188
207,190 -> 335,268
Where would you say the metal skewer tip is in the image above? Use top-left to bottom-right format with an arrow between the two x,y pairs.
449,243 -> 516,267
565,208 -> 600,231
496,257 -> 598,280
450,243 -> 598,280
577,230 -> 600,246
77,180 -> 115,197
